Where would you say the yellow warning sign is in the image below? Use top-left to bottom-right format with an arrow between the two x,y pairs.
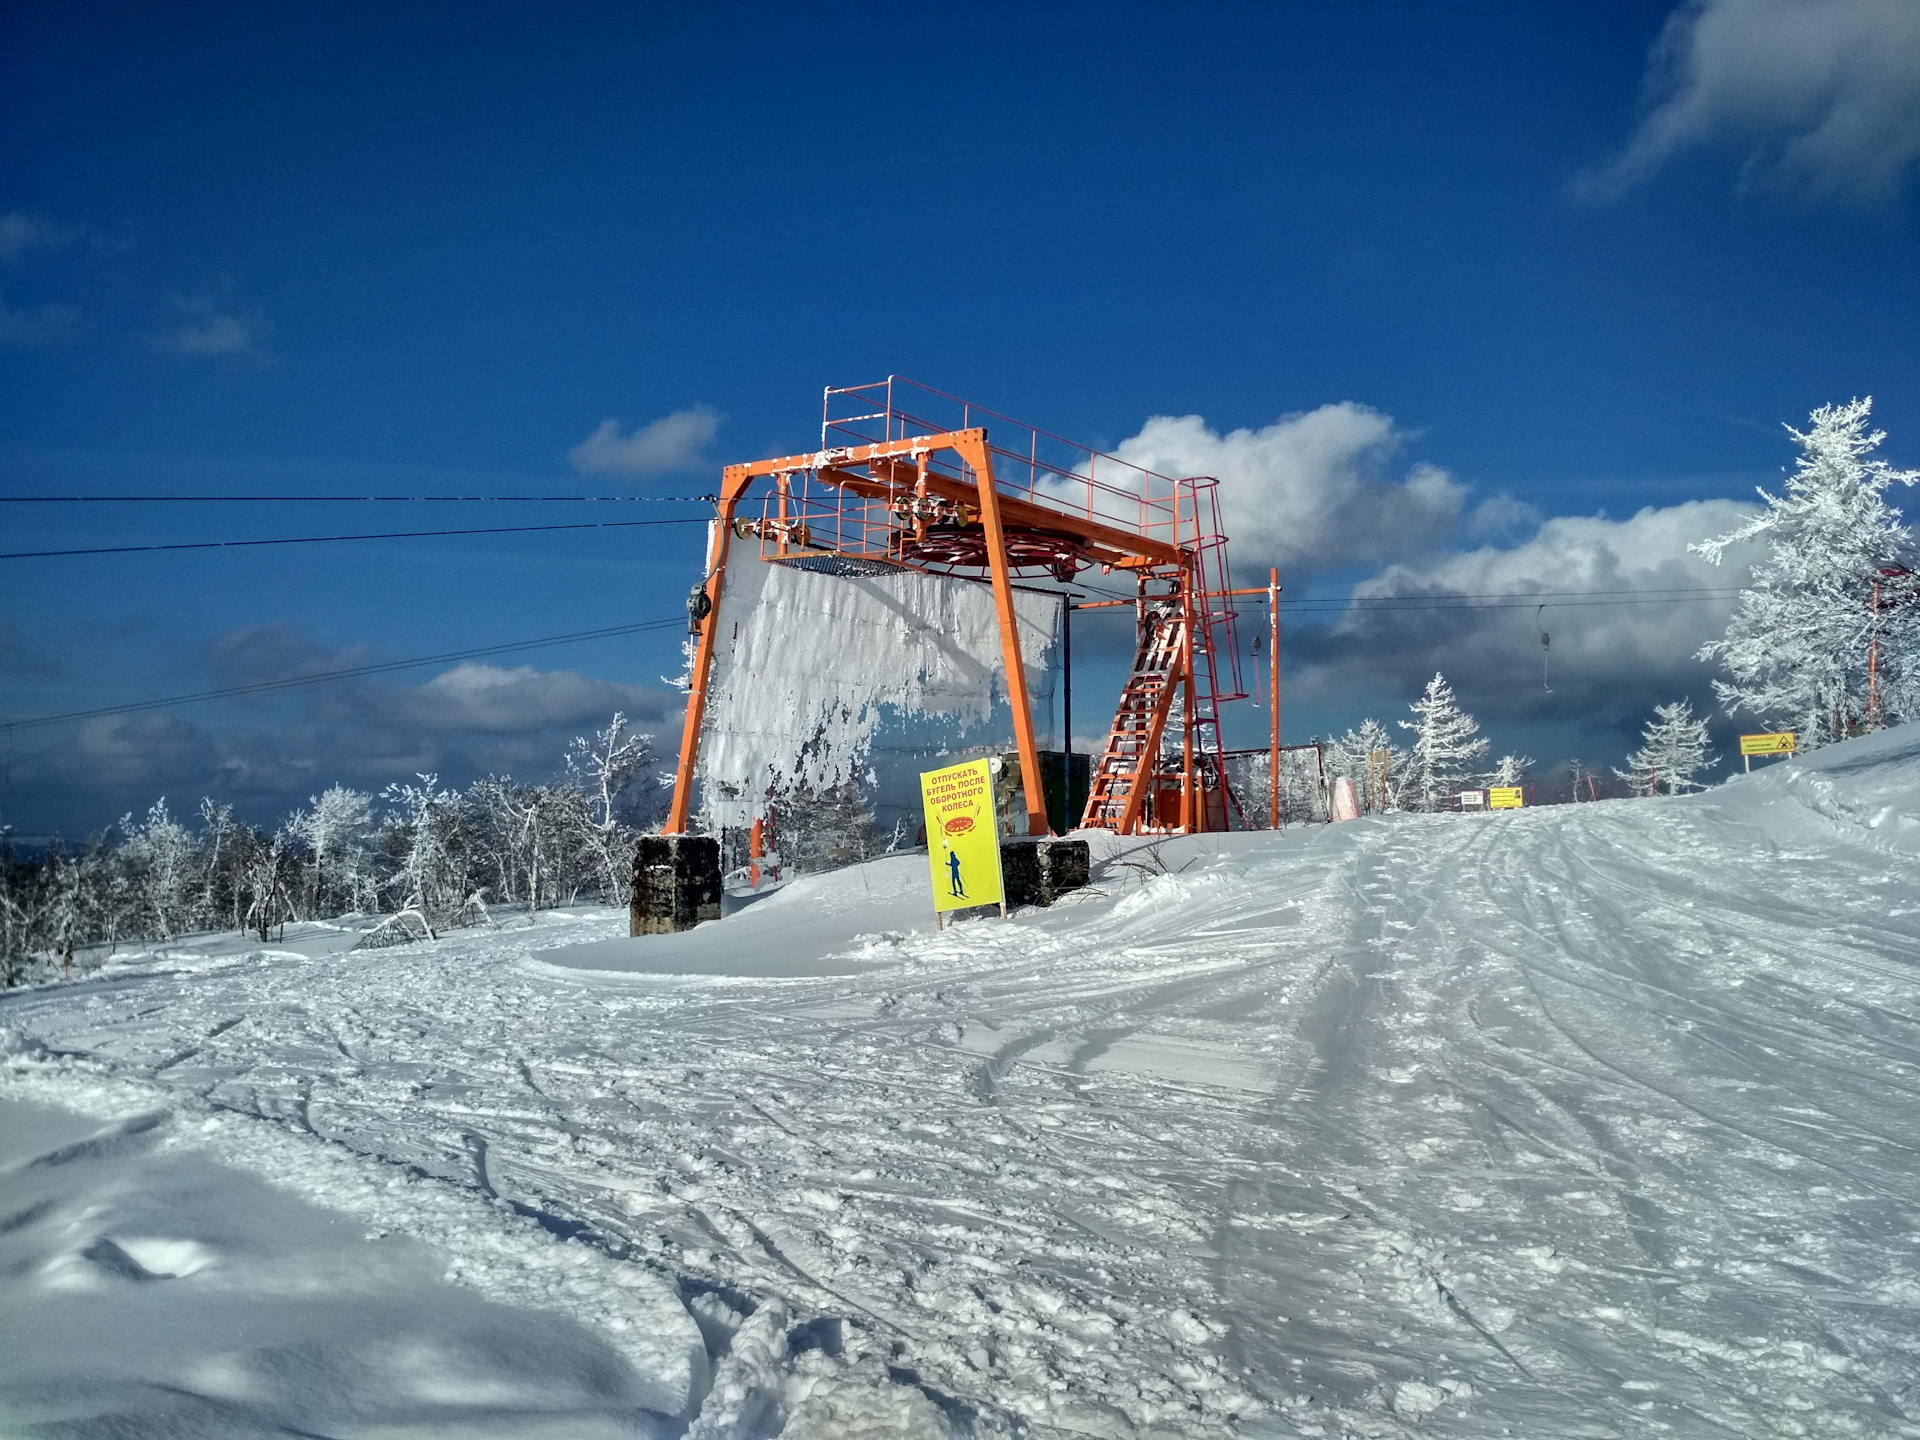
1488,786 -> 1525,809
920,758 -> 1004,913
1740,731 -> 1796,756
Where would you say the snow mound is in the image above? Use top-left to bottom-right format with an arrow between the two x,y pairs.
0,1097 -> 700,1437
533,852 -> 936,977
1734,719 -> 1920,853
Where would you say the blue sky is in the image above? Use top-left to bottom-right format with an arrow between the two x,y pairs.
3,0 -> 1917,834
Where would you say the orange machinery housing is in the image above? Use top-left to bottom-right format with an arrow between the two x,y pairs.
665,378 -> 1245,837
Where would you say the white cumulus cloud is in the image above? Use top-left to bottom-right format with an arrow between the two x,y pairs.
391,662 -> 675,734
1579,0 -> 1920,204
1102,403 -> 1467,578
569,406 -> 720,477
1292,498 -> 1765,725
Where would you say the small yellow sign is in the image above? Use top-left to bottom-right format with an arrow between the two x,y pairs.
1488,786 -> 1524,809
1740,731 -> 1797,756
920,758 -> 1004,913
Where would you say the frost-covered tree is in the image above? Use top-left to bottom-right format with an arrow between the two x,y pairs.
1566,758 -> 1603,802
567,712 -> 654,902
1326,719 -> 1409,813
1694,398 -> 1920,749
121,800 -> 197,939
196,798 -> 239,927
1488,753 -> 1532,787
289,785 -> 376,917
381,775 -> 469,922
241,826 -> 297,941
1398,673 -> 1489,813
769,779 -> 880,872
1614,699 -> 1716,797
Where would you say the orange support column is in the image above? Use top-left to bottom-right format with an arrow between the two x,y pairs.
956,430 -> 1051,836
665,465 -> 751,835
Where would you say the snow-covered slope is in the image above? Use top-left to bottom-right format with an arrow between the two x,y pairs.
5,728 -> 1920,1437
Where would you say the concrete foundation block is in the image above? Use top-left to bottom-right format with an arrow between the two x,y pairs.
999,836 -> 1092,908
631,835 -> 722,935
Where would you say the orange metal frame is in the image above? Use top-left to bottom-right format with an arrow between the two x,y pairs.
664,378 -> 1245,839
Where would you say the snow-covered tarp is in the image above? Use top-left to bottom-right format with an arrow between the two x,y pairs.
6,725 -> 1920,1435
695,553 -> 1060,832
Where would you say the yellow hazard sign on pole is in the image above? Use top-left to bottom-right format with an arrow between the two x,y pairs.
1740,730 -> 1796,773
1488,786 -> 1524,809
920,758 -> 1005,917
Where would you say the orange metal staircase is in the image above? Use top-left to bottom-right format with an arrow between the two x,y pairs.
1083,600 -> 1188,831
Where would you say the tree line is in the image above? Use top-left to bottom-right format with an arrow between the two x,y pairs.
0,715 -> 658,985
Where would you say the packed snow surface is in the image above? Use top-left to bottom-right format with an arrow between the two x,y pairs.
7,727 -> 1920,1436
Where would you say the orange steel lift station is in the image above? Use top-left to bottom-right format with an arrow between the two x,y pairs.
664,378 -> 1248,838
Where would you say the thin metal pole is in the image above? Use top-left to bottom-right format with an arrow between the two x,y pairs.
1062,598 -> 1073,829
1268,567 -> 1280,831
1868,575 -> 1882,728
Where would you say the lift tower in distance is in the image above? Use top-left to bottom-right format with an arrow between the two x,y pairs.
664,377 -> 1245,839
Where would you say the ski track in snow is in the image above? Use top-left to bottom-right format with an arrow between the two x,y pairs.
7,733 -> 1920,1437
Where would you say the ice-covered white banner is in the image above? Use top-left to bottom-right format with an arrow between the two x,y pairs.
696,554 -> 1060,829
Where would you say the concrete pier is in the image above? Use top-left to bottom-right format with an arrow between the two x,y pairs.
630,835 -> 722,935
999,836 -> 1092,909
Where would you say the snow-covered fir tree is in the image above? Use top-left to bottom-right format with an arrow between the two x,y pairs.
1398,673 -> 1490,812
1694,398 -> 1920,749
1614,699 -> 1716,797
1488,753 -> 1532,787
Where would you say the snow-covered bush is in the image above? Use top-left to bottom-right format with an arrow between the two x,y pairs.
1695,398 -> 1920,748
1615,700 -> 1717,797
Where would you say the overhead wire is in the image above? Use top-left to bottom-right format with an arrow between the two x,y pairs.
0,515 -> 712,562
0,494 -> 716,503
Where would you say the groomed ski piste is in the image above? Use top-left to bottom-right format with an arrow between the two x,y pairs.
5,729 -> 1920,1439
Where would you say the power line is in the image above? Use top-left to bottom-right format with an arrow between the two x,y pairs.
2,616 -> 685,734
0,494 -> 717,503
0,515 -> 712,562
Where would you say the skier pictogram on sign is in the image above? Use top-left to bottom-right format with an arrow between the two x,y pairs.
920,758 -> 1005,918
